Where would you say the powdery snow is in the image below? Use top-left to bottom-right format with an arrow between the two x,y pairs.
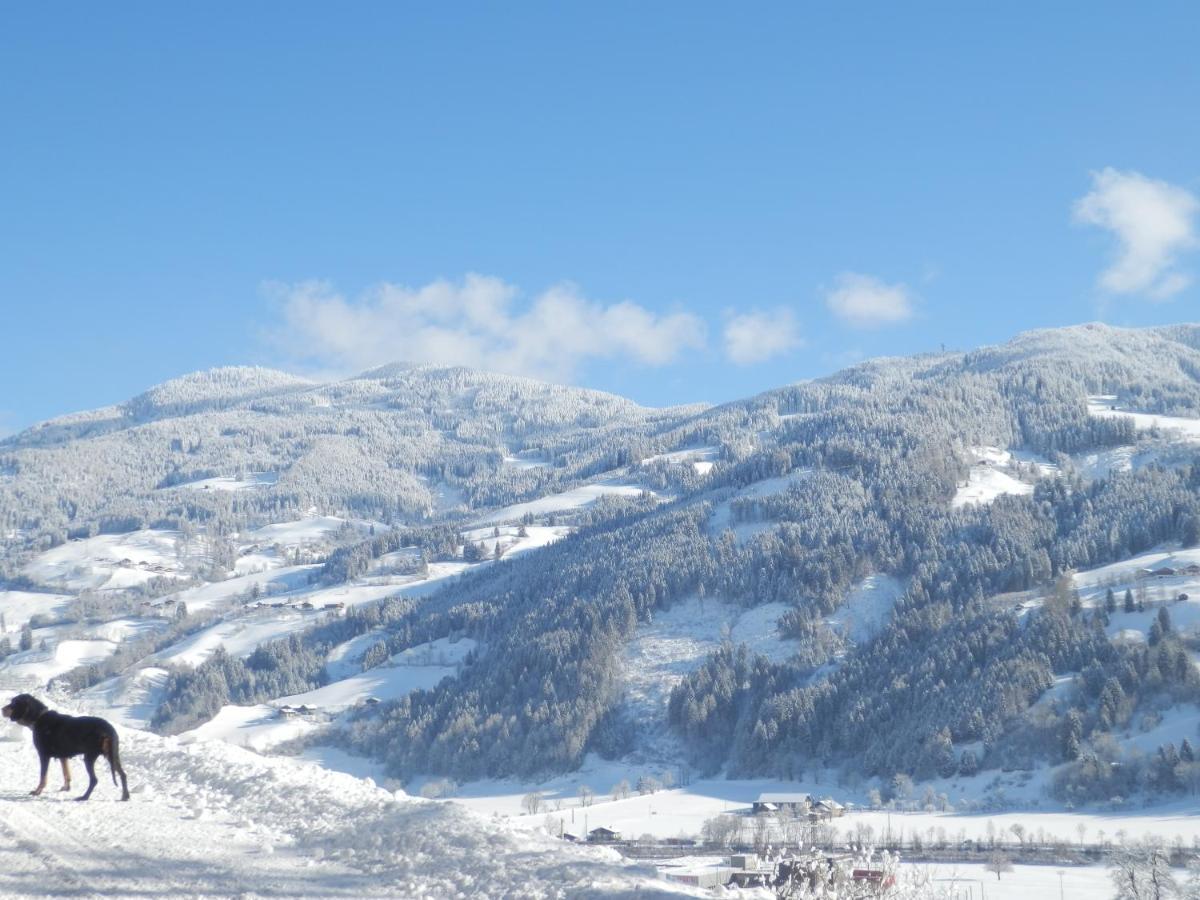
502,454 -> 549,470
0,715 -> 693,898
325,629 -> 388,680
82,665 -> 170,729
276,638 -> 477,713
460,524 -> 572,559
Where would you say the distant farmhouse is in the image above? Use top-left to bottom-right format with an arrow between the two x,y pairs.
752,792 -> 845,819
752,792 -> 811,815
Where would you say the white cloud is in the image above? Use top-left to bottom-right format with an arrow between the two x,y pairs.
266,274 -> 706,382
722,308 -> 803,365
824,273 -> 915,328
1073,167 -> 1198,299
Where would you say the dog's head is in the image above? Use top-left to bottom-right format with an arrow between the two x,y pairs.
1,693 -> 48,727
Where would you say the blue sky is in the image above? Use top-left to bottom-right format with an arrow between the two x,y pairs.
2,2 -> 1198,432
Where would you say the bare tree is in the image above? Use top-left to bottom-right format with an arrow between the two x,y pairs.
521,792 -> 543,815
986,852 -> 1013,881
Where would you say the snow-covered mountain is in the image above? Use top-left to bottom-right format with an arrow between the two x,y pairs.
4,322 -> 1200,895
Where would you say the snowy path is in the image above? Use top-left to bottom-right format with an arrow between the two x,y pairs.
0,723 -> 693,898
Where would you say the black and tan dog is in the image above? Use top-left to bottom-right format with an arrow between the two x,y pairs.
2,694 -> 130,801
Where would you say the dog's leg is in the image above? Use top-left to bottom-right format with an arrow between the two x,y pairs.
31,754 -> 49,796
102,733 -> 130,801
77,754 -> 99,801
59,758 -> 71,792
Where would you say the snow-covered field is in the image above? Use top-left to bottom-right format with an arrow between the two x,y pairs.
460,524 -> 572,558
151,564 -> 315,613
952,447 -> 1045,508
474,479 -> 657,526
241,515 -> 375,548
21,530 -> 191,592
0,590 -> 74,633
1088,396 -> 1200,442
449,760 -> 1200,859
170,471 -> 279,492
1,639 -> 119,687
640,446 -> 718,475
0,706 -> 691,898
153,608 -> 323,668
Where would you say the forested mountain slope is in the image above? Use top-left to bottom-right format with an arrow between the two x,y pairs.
4,322 -> 1200,806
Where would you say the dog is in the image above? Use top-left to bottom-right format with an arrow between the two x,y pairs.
2,694 -> 130,801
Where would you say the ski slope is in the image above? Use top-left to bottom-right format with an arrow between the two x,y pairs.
0,713 -> 692,899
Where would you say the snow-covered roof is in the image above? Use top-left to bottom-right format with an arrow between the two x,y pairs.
755,792 -> 811,803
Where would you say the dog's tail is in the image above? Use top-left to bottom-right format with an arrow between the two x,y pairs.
101,730 -> 131,801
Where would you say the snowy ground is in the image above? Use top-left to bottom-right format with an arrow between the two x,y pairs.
473,479 -> 657,526
826,574 -> 905,643
465,770 -> 1200,853
173,637 -> 480,751
914,861 -> 1111,900
621,598 -> 795,727
1088,396 -> 1200,442
240,515 -> 377,549
153,608 -> 324,668
640,446 -> 718,476
20,530 -> 193,592
952,447 -> 1046,508
460,524 -> 573,558
0,591 -> 74,634
0,706 -> 692,899
707,470 -> 812,542
170,471 -> 279,492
